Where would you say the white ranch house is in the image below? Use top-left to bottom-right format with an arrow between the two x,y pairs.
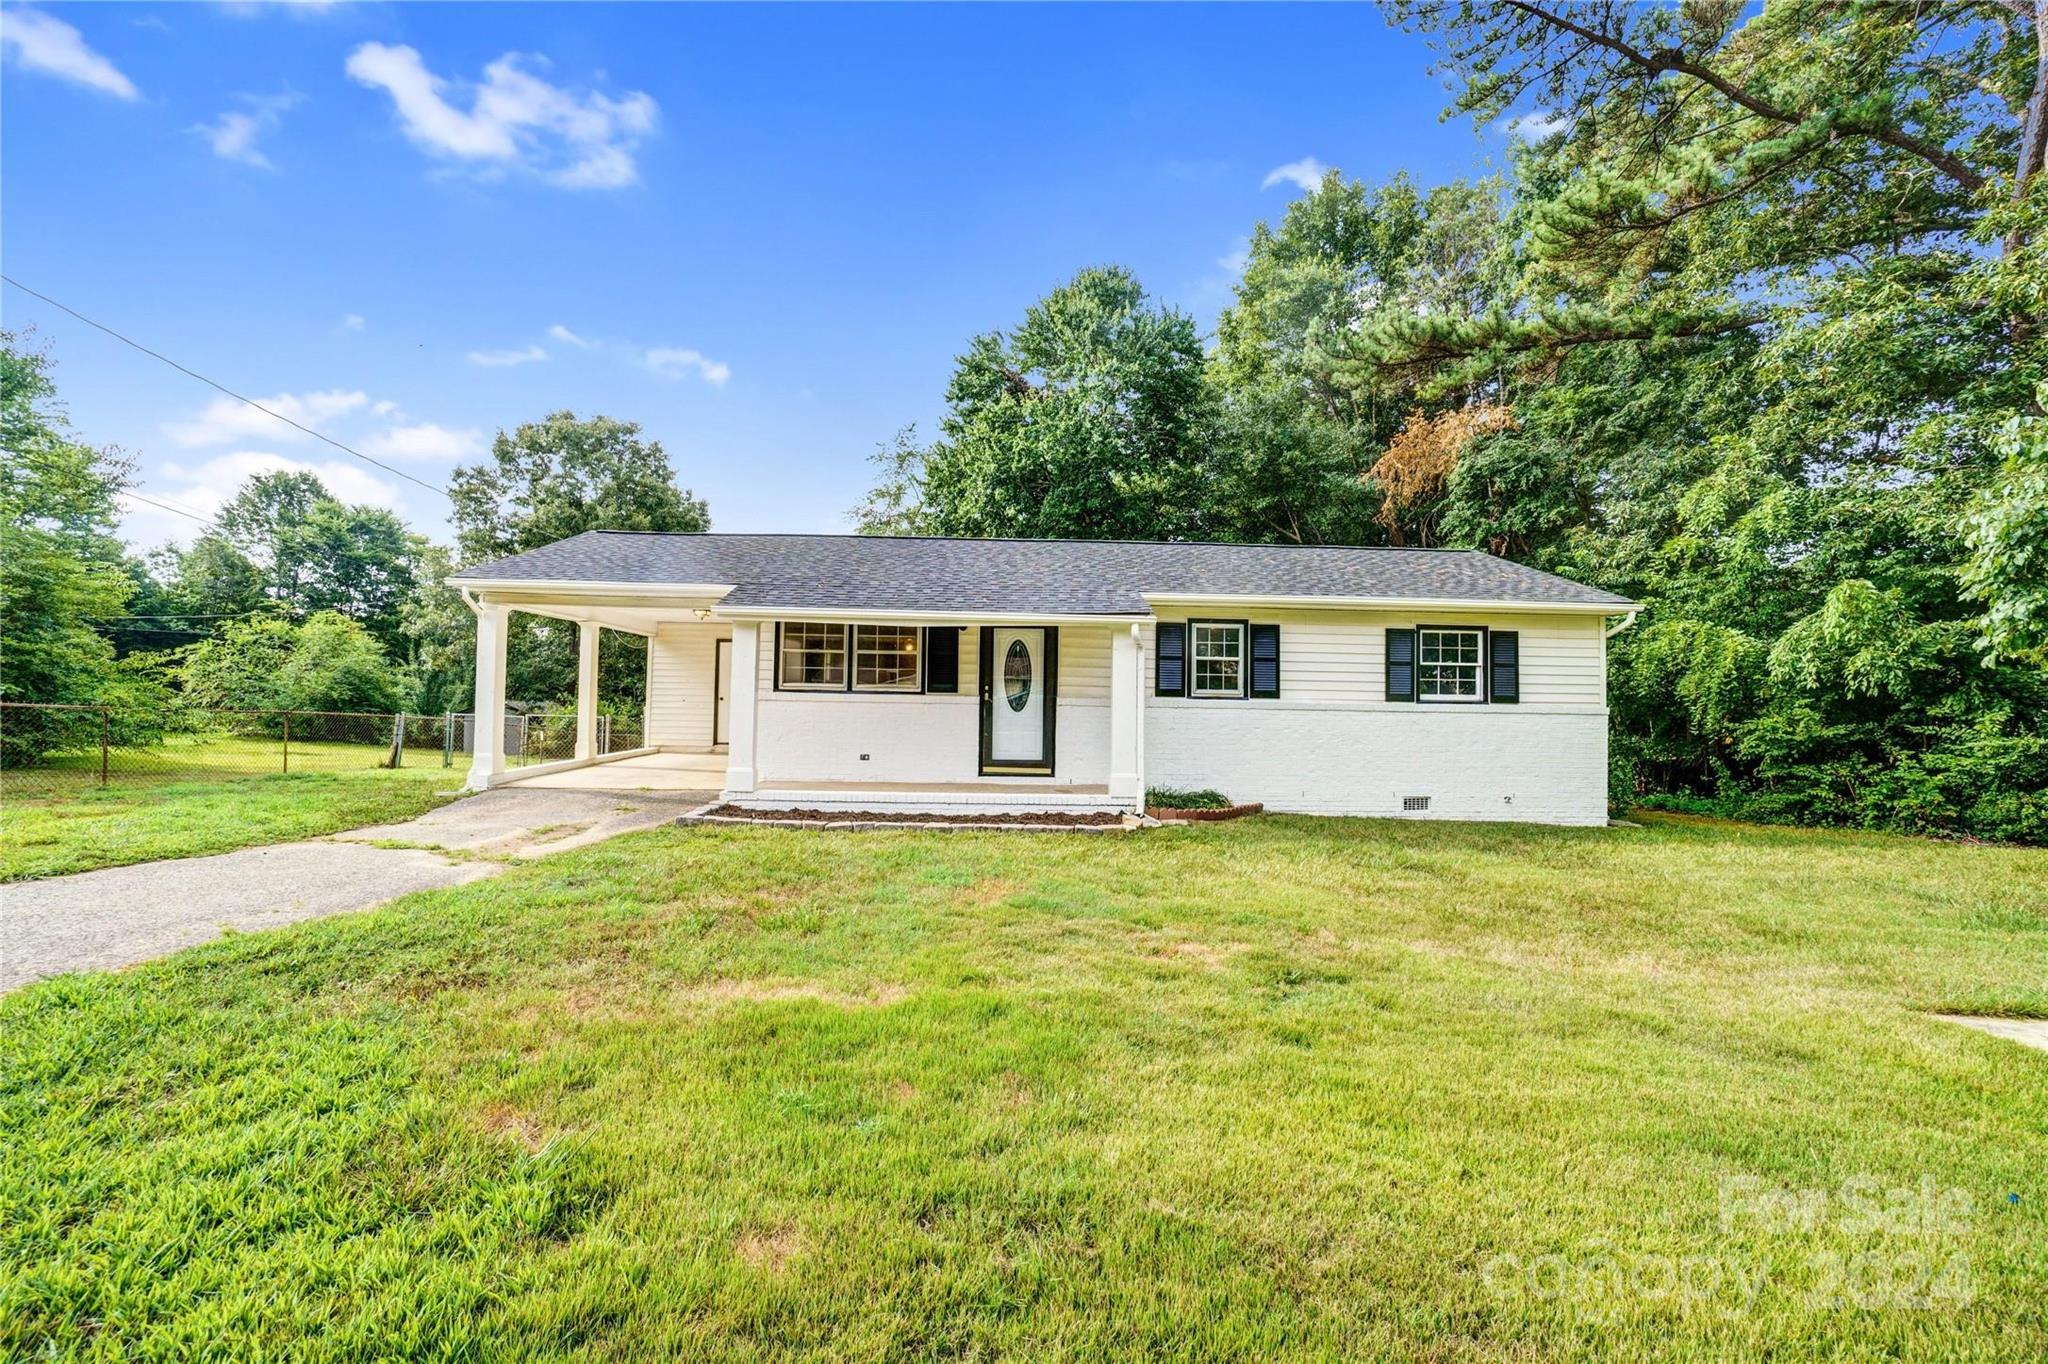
448,533 -> 1639,824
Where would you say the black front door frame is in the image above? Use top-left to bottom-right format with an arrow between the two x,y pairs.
978,625 -> 1058,776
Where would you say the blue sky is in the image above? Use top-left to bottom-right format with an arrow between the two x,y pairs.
2,1 -> 1525,554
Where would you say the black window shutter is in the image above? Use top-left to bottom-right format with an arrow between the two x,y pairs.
1156,622 -> 1187,696
1490,630 -> 1519,704
925,626 -> 959,693
1249,624 -> 1280,698
1386,628 -> 1416,702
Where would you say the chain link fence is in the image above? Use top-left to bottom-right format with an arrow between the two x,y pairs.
1,701 -> 649,797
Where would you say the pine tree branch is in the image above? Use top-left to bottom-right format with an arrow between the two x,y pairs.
1499,0 -> 1990,193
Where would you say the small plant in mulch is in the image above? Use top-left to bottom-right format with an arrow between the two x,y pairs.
1146,787 -> 1230,810
1144,788 -> 1264,821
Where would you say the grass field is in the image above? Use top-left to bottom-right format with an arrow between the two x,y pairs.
0,765 -> 461,880
2,814 -> 2043,1360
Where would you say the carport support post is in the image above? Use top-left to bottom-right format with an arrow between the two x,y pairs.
467,600 -> 510,791
1109,623 -> 1142,803
725,621 -> 760,793
574,621 -> 600,762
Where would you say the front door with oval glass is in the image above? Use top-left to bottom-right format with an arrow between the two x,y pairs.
980,626 -> 1056,774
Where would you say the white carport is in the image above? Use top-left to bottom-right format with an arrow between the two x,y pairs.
457,580 -> 734,793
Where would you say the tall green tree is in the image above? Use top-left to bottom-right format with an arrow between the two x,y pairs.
1209,170 -> 1518,545
1354,0 -> 2048,839
207,471 -> 423,653
856,268 -> 1211,540
444,412 -> 709,706
450,411 -> 709,563
0,333 -> 167,763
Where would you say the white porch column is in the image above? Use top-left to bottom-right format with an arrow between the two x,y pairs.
1108,622 -> 1142,803
467,599 -> 510,791
725,621 -> 760,792
574,621 -> 600,761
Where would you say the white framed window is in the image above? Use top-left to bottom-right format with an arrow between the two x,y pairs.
1417,627 -> 1484,701
778,622 -> 846,690
1191,620 -> 1246,698
852,624 -> 921,691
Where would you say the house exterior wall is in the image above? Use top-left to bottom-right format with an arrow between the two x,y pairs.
1142,609 -> 1611,825
646,621 -> 731,748
744,622 -> 1114,788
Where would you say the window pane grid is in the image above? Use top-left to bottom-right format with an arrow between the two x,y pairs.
1192,623 -> 1245,697
779,623 -> 846,689
1416,629 -> 1482,701
853,625 -> 920,691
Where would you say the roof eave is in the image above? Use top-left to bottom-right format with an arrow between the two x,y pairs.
445,576 -> 737,598
712,605 -> 1152,626
1141,591 -> 1641,614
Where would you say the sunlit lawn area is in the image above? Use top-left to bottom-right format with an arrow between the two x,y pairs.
0,763 -> 461,881
3,814 -> 2044,1359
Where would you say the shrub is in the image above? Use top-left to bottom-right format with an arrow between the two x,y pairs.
182,612 -> 406,721
1146,786 -> 1231,810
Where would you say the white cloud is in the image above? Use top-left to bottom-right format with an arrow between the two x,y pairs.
190,91 -> 301,169
340,313 -> 367,333
163,389 -> 368,447
359,421 -> 483,460
1261,156 -> 1328,195
466,344 -> 548,368
1217,236 -> 1251,276
547,323 -> 594,349
644,347 -> 730,386
345,42 -> 658,189
1,6 -> 139,100
123,451 -> 401,547
1502,111 -> 1570,141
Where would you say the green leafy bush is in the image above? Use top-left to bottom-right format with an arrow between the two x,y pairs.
1145,787 -> 1231,810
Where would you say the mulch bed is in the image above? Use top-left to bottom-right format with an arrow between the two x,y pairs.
1145,802 -> 1265,822
702,804 -> 1127,827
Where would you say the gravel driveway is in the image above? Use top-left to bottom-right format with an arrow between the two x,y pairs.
1,787 -> 711,993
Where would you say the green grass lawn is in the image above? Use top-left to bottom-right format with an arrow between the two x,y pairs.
3,814 -> 2043,1360
0,765 -> 461,880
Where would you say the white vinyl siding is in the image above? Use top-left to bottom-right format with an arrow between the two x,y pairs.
1146,609 -> 1607,709
646,621 -> 730,747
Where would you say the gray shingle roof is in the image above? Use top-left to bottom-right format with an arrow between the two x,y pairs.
451,532 -> 1637,614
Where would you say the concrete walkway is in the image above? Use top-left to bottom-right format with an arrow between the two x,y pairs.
1936,1014 -> 2048,1055
0,787 -> 713,993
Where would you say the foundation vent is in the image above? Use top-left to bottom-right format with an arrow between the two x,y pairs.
1403,796 -> 1430,812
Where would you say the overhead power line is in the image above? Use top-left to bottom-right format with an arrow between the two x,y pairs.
124,489 -> 215,527
6,447 -> 216,527
2,274 -> 452,500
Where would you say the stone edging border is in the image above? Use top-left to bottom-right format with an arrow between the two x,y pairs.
1145,802 -> 1265,822
675,804 -> 1155,834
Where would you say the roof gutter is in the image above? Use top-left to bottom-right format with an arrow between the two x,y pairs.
445,577 -> 736,598
710,605 -> 1153,627
1142,592 -> 1641,615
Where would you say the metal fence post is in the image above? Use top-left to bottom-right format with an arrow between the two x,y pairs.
283,712 -> 290,774
100,707 -> 110,787
443,711 -> 455,768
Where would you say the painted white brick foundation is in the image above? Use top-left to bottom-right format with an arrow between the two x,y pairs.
1145,701 -> 1610,825
755,695 -> 1111,787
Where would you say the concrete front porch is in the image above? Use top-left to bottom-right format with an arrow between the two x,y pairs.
502,749 -> 727,793
733,777 -> 1121,816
